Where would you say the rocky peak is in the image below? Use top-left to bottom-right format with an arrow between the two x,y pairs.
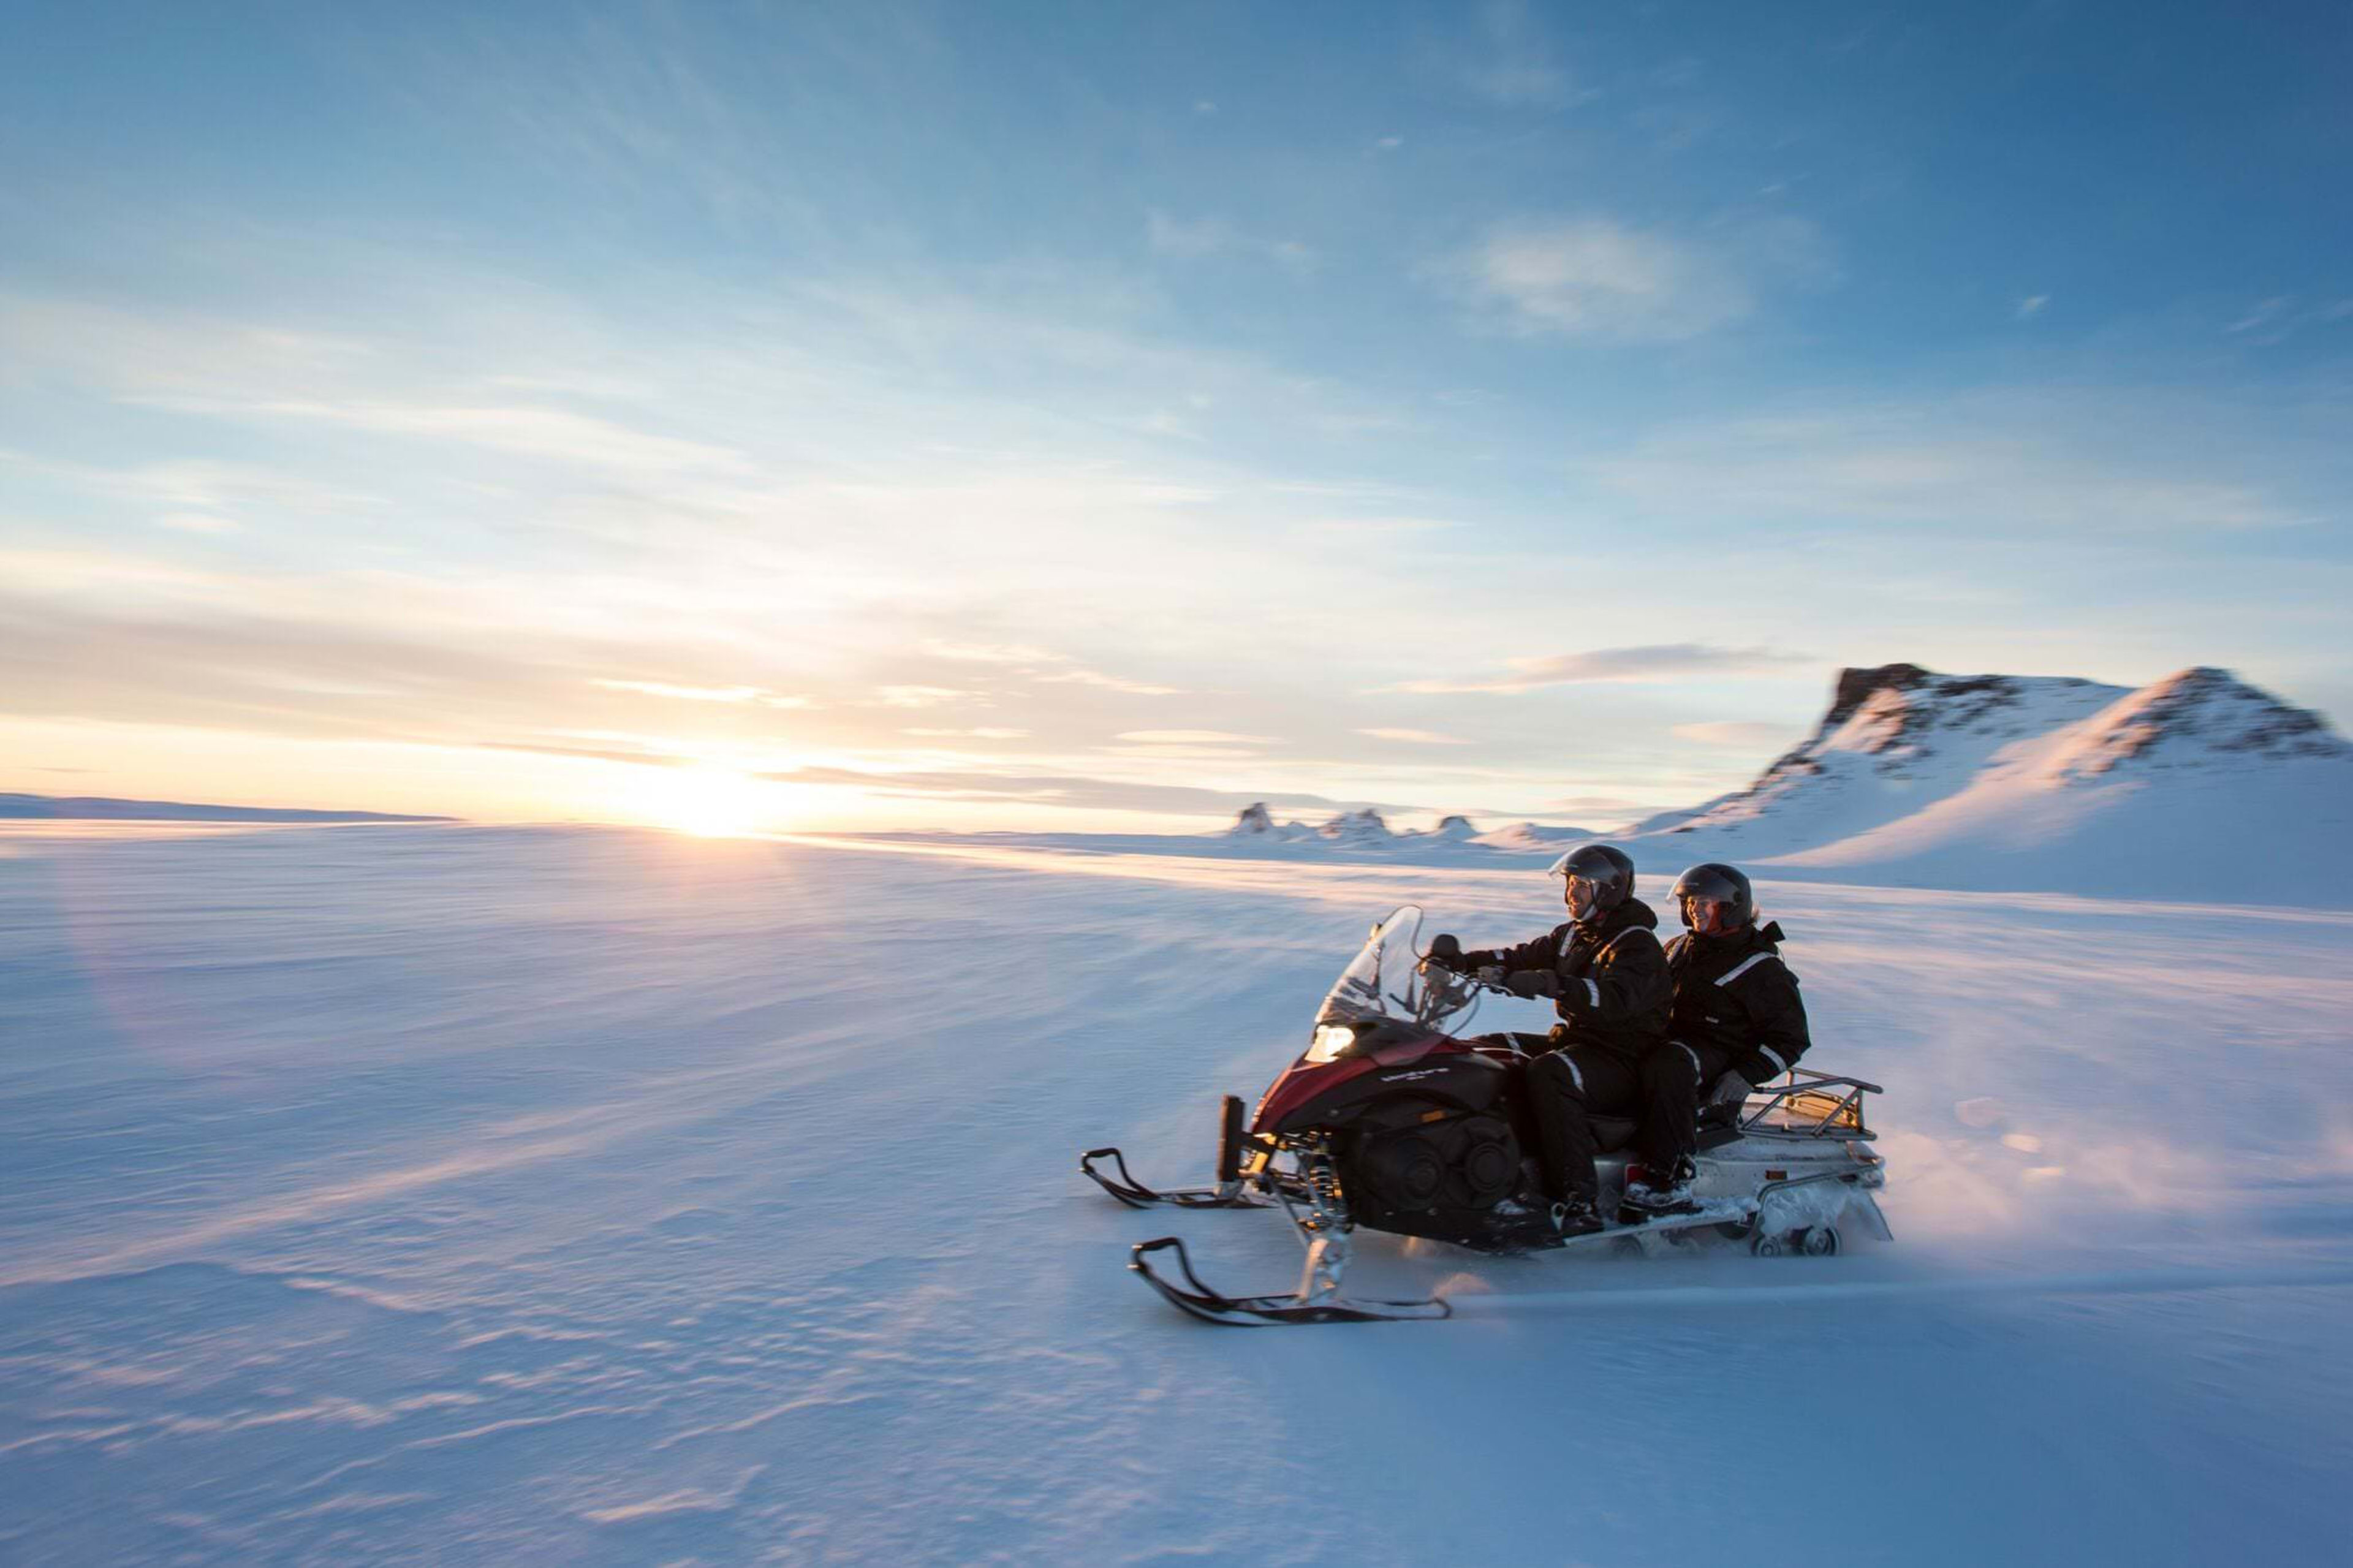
1229,802 -> 1276,835
1317,808 -> 1392,842
1430,814 -> 1477,839
2050,667 -> 2351,781
1825,663 -> 1933,725
1814,665 -> 2119,771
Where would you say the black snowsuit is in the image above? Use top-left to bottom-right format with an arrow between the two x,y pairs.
1441,898 -> 1672,1205
1642,920 -> 1812,1172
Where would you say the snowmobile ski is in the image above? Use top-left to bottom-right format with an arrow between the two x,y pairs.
1080,1146 -> 1271,1209
1127,1236 -> 1451,1325
1080,1096 -> 1285,1209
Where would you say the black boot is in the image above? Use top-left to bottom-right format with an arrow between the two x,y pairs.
1551,1195 -> 1607,1237
1622,1156 -> 1698,1217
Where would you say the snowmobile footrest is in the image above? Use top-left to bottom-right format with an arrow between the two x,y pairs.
1080,1148 -> 1263,1209
1128,1237 -> 1452,1326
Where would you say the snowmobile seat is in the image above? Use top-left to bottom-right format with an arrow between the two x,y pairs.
1588,1115 -> 1639,1153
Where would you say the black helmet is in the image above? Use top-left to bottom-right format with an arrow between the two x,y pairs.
1672,863 -> 1754,937
1547,843 -> 1634,920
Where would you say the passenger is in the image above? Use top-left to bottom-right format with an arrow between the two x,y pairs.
1623,862 -> 1812,1214
1426,844 -> 1670,1235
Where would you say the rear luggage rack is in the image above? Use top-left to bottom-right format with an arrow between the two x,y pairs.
1740,1067 -> 1881,1140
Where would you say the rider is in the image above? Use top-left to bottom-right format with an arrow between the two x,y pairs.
1623,862 -> 1813,1213
1426,844 -> 1670,1235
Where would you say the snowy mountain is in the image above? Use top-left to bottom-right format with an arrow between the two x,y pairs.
1316,806 -> 1394,845
900,663 -> 2349,902
1221,803 -> 1534,852
1226,801 -> 1315,840
1629,664 -> 2130,844
1469,820 -> 1597,853
1636,664 -> 2353,902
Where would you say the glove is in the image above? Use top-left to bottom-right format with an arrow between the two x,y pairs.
1425,933 -> 1463,969
1506,970 -> 1561,999
1708,1070 -> 1752,1105
1475,964 -> 1506,986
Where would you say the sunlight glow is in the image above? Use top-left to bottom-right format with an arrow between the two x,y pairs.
642,768 -> 776,838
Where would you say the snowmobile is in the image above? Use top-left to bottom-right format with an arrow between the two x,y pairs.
1082,905 -> 1890,1325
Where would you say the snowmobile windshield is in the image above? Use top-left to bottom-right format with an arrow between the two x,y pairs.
1313,906 -> 1480,1035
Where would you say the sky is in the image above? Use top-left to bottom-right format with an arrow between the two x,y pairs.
3,0 -> 2349,835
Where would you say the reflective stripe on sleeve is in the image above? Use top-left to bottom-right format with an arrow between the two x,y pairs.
1757,1044 -> 1789,1075
1582,978 -> 1601,1009
1715,952 -> 1775,986
1678,1042 -> 1702,1077
1562,1055 -> 1585,1093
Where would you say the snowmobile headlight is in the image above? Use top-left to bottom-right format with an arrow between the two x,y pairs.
1305,1023 -> 1360,1063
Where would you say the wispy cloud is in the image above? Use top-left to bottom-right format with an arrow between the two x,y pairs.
1455,1 -> 1594,108
1389,644 -> 1808,695
1035,668 -> 1183,696
921,640 -> 1063,665
760,763 -> 1419,818
903,727 -> 1030,739
1356,727 -> 1469,744
1146,211 -> 1316,273
590,678 -> 811,707
1439,218 -> 1749,341
1114,730 -> 1273,745
1591,400 -> 2315,534
137,397 -> 753,477
2015,294 -> 2050,320
876,685 -> 981,708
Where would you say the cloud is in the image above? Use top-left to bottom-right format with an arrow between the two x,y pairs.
1591,400 -> 2314,534
1034,668 -> 1183,696
1114,730 -> 1273,745
1146,211 -> 1316,273
0,448 -> 385,526
1671,720 -> 1797,749
2016,294 -> 2050,319
876,685 -> 980,708
1356,727 -> 1469,744
2227,297 -> 2291,336
137,397 -> 752,478
920,640 -> 1062,665
760,763 -> 1421,819
1433,210 -> 1835,342
903,727 -> 1030,739
485,741 -> 688,768
1388,644 -> 1809,694
2221,294 -> 2353,346
1440,218 -> 1748,341
1455,1 -> 1593,108
592,678 -> 765,703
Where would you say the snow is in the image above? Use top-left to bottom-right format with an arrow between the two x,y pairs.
4,821 -> 2350,1563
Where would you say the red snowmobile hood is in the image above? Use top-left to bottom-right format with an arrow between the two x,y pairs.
1251,1030 -> 1466,1135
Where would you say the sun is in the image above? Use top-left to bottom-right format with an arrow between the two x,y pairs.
643,767 -> 774,838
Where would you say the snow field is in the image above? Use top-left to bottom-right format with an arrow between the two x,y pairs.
2,824 -> 2349,1564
